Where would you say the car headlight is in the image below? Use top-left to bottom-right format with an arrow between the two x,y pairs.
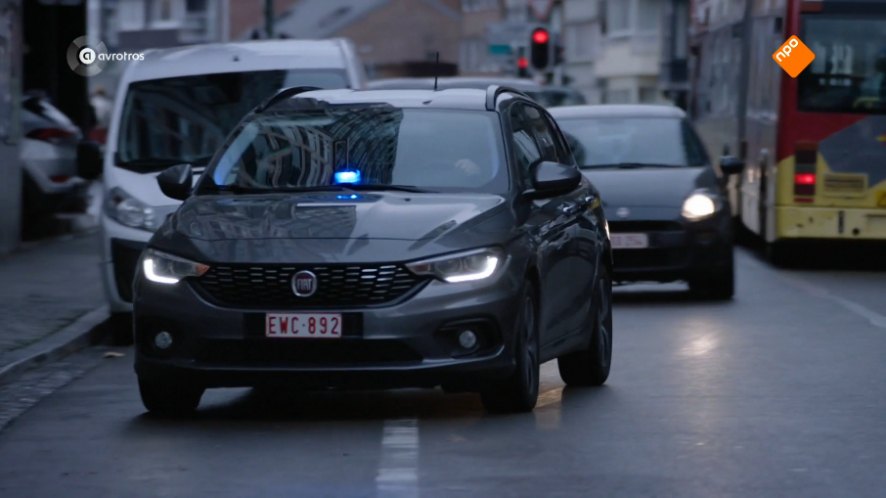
681,191 -> 720,221
105,186 -> 158,230
141,249 -> 209,285
406,248 -> 502,283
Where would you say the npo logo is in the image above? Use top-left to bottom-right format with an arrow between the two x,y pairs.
772,35 -> 816,78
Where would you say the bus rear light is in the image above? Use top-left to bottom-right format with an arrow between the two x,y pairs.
794,173 -> 816,185
794,141 -> 818,197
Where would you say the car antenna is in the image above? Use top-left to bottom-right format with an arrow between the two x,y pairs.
434,51 -> 440,91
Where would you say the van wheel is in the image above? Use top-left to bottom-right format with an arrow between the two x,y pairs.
481,284 -> 539,413
558,265 -> 613,386
138,377 -> 203,416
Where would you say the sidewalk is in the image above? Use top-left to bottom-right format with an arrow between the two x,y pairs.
0,229 -> 109,382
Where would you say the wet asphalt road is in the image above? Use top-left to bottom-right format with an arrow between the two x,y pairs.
1,247 -> 885,497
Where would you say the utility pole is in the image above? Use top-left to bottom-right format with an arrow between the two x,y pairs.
264,0 -> 275,39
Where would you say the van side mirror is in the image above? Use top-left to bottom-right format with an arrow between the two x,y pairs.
76,140 -> 103,180
157,164 -> 193,201
527,161 -> 581,198
720,156 -> 744,176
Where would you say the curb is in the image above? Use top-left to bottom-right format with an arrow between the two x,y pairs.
0,305 -> 110,385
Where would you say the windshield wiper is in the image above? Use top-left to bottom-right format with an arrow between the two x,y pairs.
582,163 -> 685,170
347,184 -> 434,193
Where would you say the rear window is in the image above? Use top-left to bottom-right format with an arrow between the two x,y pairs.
556,117 -> 709,168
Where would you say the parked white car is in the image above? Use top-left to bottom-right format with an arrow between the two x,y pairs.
95,39 -> 367,332
20,95 -> 88,223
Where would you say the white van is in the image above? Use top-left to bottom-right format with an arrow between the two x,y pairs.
99,39 -> 365,323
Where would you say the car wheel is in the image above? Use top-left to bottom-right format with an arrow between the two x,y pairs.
480,284 -> 539,413
689,251 -> 735,300
557,265 -> 613,386
138,377 -> 204,416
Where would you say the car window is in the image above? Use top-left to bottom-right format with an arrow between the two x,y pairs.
556,116 -> 707,168
509,104 -> 544,185
207,106 -> 508,194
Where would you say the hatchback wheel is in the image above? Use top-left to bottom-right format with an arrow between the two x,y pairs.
557,265 -> 612,386
138,377 -> 204,416
481,284 -> 539,413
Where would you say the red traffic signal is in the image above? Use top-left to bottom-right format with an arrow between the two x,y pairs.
530,28 -> 550,70
517,56 -> 529,70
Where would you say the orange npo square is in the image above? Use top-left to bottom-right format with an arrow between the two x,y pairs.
772,35 -> 816,78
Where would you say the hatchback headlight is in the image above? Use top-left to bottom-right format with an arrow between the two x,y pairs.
141,249 -> 209,285
406,248 -> 502,283
681,191 -> 720,221
105,186 -> 157,230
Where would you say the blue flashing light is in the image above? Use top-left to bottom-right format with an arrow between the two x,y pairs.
334,170 -> 361,185
336,194 -> 361,201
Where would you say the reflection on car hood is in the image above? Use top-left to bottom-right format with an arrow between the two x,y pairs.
582,167 -> 711,208
169,191 -> 507,242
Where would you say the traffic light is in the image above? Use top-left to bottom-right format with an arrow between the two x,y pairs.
516,47 -> 529,77
530,27 -> 550,70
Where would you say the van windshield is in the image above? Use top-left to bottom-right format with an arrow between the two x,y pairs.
116,70 -> 349,173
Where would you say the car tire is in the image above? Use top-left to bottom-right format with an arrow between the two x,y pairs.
689,251 -> 735,300
138,377 -> 204,416
480,284 -> 539,413
557,265 -> 613,386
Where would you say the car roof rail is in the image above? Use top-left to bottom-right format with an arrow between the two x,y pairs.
485,85 -> 531,111
257,86 -> 322,112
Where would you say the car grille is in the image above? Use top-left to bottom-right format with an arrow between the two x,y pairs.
195,264 -> 427,308
613,248 -> 688,269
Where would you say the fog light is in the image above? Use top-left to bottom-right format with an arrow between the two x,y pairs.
154,331 -> 173,350
458,330 -> 478,350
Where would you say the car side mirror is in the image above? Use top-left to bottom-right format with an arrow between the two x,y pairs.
157,164 -> 193,201
528,161 -> 581,198
76,140 -> 103,180
720,156 -> 744,176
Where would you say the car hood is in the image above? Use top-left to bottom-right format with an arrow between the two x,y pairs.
151,191 -> 514,264
582,166 -> 713,209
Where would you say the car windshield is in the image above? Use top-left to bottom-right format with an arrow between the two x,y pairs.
202,103 -> 507,194
556,116 -> 708,168
798,15 -> 886,114
116,69 -> 349,173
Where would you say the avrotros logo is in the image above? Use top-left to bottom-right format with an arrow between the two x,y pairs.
66,36 -> 144,76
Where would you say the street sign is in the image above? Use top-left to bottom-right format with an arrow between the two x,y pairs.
489,44 -> 513,56
529,0 -> 554,21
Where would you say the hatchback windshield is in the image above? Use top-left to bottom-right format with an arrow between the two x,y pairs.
202,103 -> 507,194
116,70 -> 349,173
556,117 -> 708,168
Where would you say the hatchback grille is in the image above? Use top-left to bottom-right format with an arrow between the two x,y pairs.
195,264 -> 427,308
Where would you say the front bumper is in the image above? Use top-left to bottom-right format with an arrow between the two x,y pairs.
133,265 -> 524,389
609,213 -> 733,283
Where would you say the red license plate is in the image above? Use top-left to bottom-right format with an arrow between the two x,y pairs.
265,313 -> 342,339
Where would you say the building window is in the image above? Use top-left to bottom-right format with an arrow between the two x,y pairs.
639,87 -> 659,103
604,88 -> 631,104
606,0 -> 631,36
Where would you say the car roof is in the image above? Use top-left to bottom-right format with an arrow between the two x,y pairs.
123,39 -> 352,82
549,104 -> 686,119
368,77 -> 543,91
274,88 -> 503,111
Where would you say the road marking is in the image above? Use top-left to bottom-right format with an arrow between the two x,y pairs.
740,250 -> 886,330
376,418 -> 419,497
780,274 -> 886,329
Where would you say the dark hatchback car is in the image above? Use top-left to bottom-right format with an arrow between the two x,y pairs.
550,105 -> 742,299
134,86 -> 613,415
